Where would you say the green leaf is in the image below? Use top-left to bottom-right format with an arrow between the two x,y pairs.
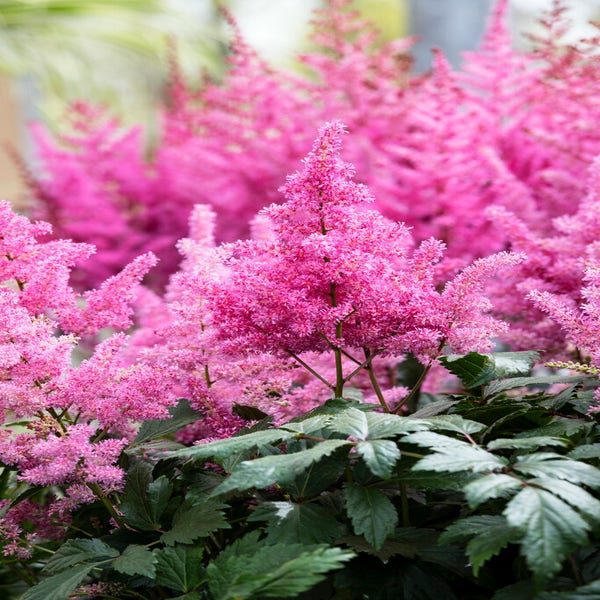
439,516 -> 519,575
517,417 -> 594,439
147,475 -> 173,522
248,501 -> 341,545
161,499 -> 230,546
112,544 -> 157,578
279,415 -> 332,435
284,454 -> 346,499
466,528 -> 520,576
490,351 -> 540,378
330,407 -> 428,440
119,461 -> 164,531
43,538 -> 119,574
439,515 -> 508,544
344,484 -> 398,550
406,431 -> 507,473
232,404 -> 269,421
213,439 -> 351,495
487,436 -> 568,450
131,398 -> 200,448
533,477 -> 600,522
207,538 -> 354,600
504,487 -> 590,580
492,580 -> 537,600
513,454 -> 600,488
486,375 -> 586,398
22,564 -> 96,600
154,545 -> 205,593
568,443 -> 600,460
463,473 -> 522,507
424,414 -> 486,435
170,429 -> 296,462
439,352 -> 496,389
411,398 -> 458,417
356,439 -> 401,479
246,547 -> 355,598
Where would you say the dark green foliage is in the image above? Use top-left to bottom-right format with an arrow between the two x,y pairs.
8,351 -> 600,599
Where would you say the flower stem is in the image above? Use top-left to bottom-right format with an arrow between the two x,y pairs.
363,347 -> 390,412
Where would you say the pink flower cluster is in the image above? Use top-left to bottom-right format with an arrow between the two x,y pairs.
0,204 -> 175,555
129,122 -> 523,434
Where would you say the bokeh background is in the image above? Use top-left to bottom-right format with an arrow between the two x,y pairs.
0,0 -> 597,203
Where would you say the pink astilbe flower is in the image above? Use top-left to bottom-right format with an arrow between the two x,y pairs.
529,259 -> 600,412
202,122 -> 523,400
486,156 -> 600,355
0,204 -> 176,553
30,103 -> 180,291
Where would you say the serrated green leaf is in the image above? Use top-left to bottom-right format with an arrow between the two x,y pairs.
208,542 -> 354,600
568,444 -> 600,460
487,436 -> 568,450
120,461 -> 173,531
131,398 -> 200,448
513,454 -> 600,488
491,351 -> 540,378
147,475 -> 172,523
279,415 -> 332,435
467,527 -> 519,576
439,352 -> 495,389
341,527 -> 439,561
567,444 -> 600,460
540,384 -> 580,410
486,375 -> 587,398
492,580 -> 537,600
517,417 -> 594,439
439,515 -> 508,544
248,501 -> 341,544
160,499 -> 230,546
284,454 -> 346,499
43,538 -> 119,574
356,440 -> 400,479
533,477 -> 600,522
22,564 -> 95,600
423,414 -> 486,435
344,484 -> 398,550
119,460 -> 155,530
154,545 -> 205,593
411,398 -> 458,417
399,469 -> 476,491
170,429 -> 296,462
212,439 -> 351,495
112,544 -> 157,578
504,487 -> 590,581
330,407 -> 428,440
463,474 -> 522,507
245,547 -> 354,598
406,431 -> 507,473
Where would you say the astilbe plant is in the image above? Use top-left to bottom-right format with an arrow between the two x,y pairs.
0,202 -> 176,559
127,121 -> 524,441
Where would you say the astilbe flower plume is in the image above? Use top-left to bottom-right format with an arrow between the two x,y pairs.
529,256 -> 600,413
124,123 -> 522,441
0,203 -> 176,556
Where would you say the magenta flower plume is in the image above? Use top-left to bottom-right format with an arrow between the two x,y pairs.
204,122 -> 523,400
0,203 -> 176,554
